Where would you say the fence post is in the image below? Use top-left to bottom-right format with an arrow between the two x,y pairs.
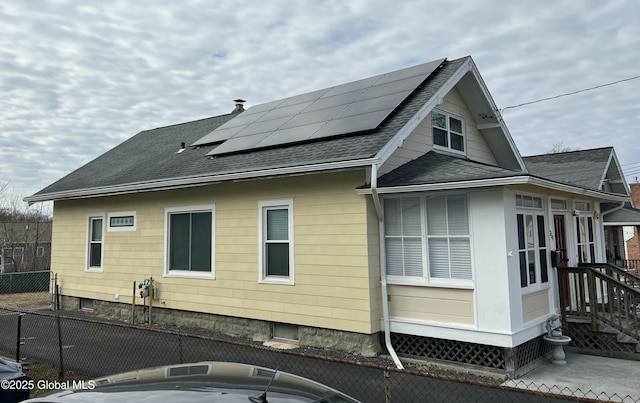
56,310 -> 64,380
16,314 -> 23,362
384,369 -> 391,403
178,329 -> 183,364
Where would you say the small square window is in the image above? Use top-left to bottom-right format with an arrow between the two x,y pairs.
80,298 -> 94,311
432,110 -> 465,153
272,322 -> 299,341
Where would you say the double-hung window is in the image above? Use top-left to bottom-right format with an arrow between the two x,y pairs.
165,205 -> 214,278
432,110 -> 465,153
384,194 -> 472,283
87,215 -> 104,271
516,195 -> 549,290
259,199 -> 294,284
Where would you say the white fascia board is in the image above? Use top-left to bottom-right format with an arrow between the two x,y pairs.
605,221 -> 640,226
356,175 -> 630,202
468,63 -> 527,173
24,157 -> 380,203
374,59 -> 473,166
609,149 -> 631,195
600,150 -> 614,191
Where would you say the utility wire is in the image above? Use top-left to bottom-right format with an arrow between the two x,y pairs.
500,74 -> 640,114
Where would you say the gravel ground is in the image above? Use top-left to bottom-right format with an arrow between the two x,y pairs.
0,292 -> 51,310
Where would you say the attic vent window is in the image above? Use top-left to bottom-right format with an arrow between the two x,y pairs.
108,212 -> 137,232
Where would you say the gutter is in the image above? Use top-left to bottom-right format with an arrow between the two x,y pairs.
371,163 -> 404,370
25,157 -> 380,204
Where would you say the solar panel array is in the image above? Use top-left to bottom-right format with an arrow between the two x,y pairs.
192,58 -> 446,156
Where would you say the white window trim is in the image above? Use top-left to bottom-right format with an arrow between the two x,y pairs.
515,193 -> 544,210
258,199 -> 295,285
163,204 -> 215,280
86,213 -> 105,273
431,109 -> 466,155
550,198 -> 568,211
107,211 -> 137,232
384,194 -> 474,287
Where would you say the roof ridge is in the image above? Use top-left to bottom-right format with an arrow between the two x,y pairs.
523,146 -> 613,159
143,113 -> 236,133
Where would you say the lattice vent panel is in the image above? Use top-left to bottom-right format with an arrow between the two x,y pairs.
514,335 -> 551,368
568,322 -> 637,353
391,333 -> 506,369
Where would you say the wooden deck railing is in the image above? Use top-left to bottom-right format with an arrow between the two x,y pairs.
557,263 -> 640,341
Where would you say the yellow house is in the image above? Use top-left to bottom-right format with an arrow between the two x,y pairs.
25,56 -> 631,376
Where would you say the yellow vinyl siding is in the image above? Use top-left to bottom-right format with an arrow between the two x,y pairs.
51,170 -> 379,334
387,285 -> 475,325
522,289 -> 550,323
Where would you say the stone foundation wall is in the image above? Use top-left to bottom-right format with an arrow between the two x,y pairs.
59,296 -> 381,357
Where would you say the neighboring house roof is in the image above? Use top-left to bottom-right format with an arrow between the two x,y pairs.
602,202 -> 640,226
26,56 -> 527,203
522,147 -> 628,195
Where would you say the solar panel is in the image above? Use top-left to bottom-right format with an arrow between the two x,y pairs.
196,58 -> 445,155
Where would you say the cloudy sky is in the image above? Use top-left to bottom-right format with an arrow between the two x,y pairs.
1,0 -> 639,203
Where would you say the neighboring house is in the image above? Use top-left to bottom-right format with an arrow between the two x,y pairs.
622,179 -> 640,264
522,148 -> 640,267
25,56 -> 631,376
0,221 -> 52,273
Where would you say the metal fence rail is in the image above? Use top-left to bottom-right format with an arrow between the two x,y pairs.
1,308 -> 633,402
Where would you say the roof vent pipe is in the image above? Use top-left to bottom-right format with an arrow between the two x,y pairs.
232,99 -> 245,113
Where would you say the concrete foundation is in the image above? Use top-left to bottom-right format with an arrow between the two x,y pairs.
59,295 -> 382,357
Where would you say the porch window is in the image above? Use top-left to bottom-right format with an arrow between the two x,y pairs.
432,110 -> 465,153
576,215 -> 596,263
384,194 -> 472,282
165,205 -> 215,278
516,213 -> 549,288
384,197 -> 422,277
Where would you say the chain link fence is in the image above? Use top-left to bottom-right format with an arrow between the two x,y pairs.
2,303 -> 637,402
0,271 -> 50,295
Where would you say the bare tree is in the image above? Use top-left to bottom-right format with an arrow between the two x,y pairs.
0,185 -> 52,272
546,142 -> 580,154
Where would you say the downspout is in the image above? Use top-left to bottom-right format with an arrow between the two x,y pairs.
601,201 -> 625,216
371,164 -> 404,369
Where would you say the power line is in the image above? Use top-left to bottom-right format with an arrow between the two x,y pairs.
500,74 -> 640,113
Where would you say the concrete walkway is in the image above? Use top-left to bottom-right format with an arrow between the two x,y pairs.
503,352 -> 640,402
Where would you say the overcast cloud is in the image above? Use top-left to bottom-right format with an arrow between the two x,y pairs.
1,0 -> 639,202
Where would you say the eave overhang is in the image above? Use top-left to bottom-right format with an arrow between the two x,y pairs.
356,174 -> 630,202
25,157 -> 379,203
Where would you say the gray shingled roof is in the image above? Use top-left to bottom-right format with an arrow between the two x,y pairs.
374,151 -> 524,187
603,202 -> 640,225
31,57 -> 468,198
523,148 -> 613,191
